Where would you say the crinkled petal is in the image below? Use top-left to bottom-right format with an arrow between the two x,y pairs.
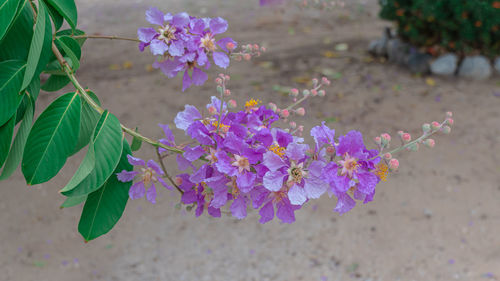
209,17 -> 228,34
288,184 -> 307,205
146,184 -> 157,204
116,170 -> 137,182
311,121 -> 335,148
183,146 -> 205,162
308,160 -> 325,178
332,175 -> 351,193
210,185 -> 228,208
276,201 -> 295,223
129,181 -> 145,200
181,190 -> 197,204
207,206 -> 221,218
154,59 -> 181,78
304,177 -> 328,199
168,40 -> 185,57
262,151 -> 286,172
263,171 -> 286,192
157,177 -> 172,190
147,160 -> 164,175
127,154 -> 145,166
337,130 -> 365,157
174,105 -> 202,131
334,192 -> 356,215
285,142 -> 308,162
192,67 -> 208,86
137,27 -> 157,43
230,196 -> 247,219
158,123 -> 175,145
145,7 -> 164,25
213,52 -> 230,68
217,37 -> 237,52
182,70 -> 192,92
150,39 -> 169,56
176,154 -> 193,171
236,172 -> 256,193
197,50 -> 208,66
172,12 -> 190,28
259,201 -> 274,224
356,172 -> 378,195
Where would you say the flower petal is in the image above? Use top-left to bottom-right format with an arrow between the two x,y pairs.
145,7 -> 164,25
209,17 -> 228,34
236,172 -> 256,193
137,27 -> 157,43
217,37 -> 237,52
230,196 -> 247,219
182,70 -> 192,92
127,154 -> 145,166
276,201 -> 296,223
147,160 -> 164,175
150,39 -> 169,56
157,177 -> 172,190
288,184 -> 307,205
259,201 -> 274,224
116,170 -> 137,182
174,104 -> 202,131
146,184 -> 157,204
262,151 -> 285,172
212,52 -> 229,68
263,171 -> 285,192
172,12 -> 190,28
192,67 -> 208,86
168,40 -> 185,57
129,181 -> 145,200
304,177 -> 328,199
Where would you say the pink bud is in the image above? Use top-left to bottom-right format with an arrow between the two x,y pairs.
374,136 -> 382,145
431,121 -> 441,130
244,54 -> 251,61
318,90 -> 325,97
228,99 -> 237,108
226,42 -> 236,51
175,177 -> 183,185
224,89 -> 231,96
381,133 -> 391,142
298,125 -> 304,132
268,103 -> 277,111
312,78 -> 319,85
219,73 -> 225,78
424,139 -> 435,148
446,111 -> 453,118
289,121 -> 297,128
261,47 -> 266,52
402,133 -> 411,142
215,78 -> 222,85
321,77 -> 331,85
397,130 -> 404,136
296,107 -> 305,116
253,44 -> 259,50
246,44 -> 253,50
281,109 -> 290,118
290,88 -> 299,97
207,106 -> 217,115
389,158 -> 399,170
326,145 -> 336,156
384,153 -> 392,160
311,89 -> 318,96
225,75 -> 230,81
441,125 -> 451,134
446,118 -> 454,126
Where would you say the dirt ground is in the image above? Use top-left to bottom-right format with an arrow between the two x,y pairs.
1,0 -> 500,280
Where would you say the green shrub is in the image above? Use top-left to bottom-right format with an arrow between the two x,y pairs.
379,0 -> 500,57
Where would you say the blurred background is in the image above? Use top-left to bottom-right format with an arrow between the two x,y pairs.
1,0 -> 500,280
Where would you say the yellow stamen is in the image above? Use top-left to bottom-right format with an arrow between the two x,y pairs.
245,98 -> 261,108
211,121 -> 230,130
269,144 -> 286,157
374,163 -> 389,182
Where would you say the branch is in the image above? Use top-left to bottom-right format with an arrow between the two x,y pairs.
71,34 -> 141,43
155,148 -> 183,195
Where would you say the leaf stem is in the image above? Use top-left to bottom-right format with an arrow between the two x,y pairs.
155,148 -> 183,195
71,34 -> 141,43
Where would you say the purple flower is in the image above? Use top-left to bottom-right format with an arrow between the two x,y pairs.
323,131 -> 381,214
262,140 -> 328,206
117,155 -> 172,203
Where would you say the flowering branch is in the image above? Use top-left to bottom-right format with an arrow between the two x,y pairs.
71,34 -> 141,42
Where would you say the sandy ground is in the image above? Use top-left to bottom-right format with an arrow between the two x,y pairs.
1,0 -> 500,280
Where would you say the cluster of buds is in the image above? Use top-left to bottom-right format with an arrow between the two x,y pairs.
231,44 -> 266,61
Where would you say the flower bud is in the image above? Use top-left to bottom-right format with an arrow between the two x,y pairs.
441,125 -> 451,134
397,130 -> 404,137
384,153 -> 392,160
253,44 -> 259,50
216,85 -> 223,94
296,107 -> 305,116
303,89 -> 310,97
311,89 -> 318,96
318,90 -> 326,97
446,111 -> 453,118
244,53 -> 251,61
175,177 -> 183,185
261,46 -> 267,52
225,75 -> 230,81
374,136 -> 382,145
289,121 -> 297,128
290,88 -> 299,97
268,103 -> 277,111
281,109 -> 290,118
402,133 -> 411,142
422,123 -> 431,133
228,99 -> 237,109
226,42 -> 236,51
445,118 -> 454,126
246,44 -> 253,50
326,145 -> 336,156
381,133 -> 391,143
215,78 -> 222,85
224,89 -> 231,96
207,106 -> 217,115
431,121 -> 441,131
297,125 -> 304,132
389,158 -> 399,170
424,139 -> 435,148
321,77 -> 331,85
312,78 -> 319,85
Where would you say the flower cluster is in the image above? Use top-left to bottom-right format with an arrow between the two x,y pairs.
137,7 -> 237,91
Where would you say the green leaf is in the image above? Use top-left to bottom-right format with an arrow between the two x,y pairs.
46,0 -> 63,31
45,0 -> 77,31
22,0 -> 52,90
56,29 -> 86,46
22,92 -> 81,185
0,113 -> 16,169
15,76 -> 39,125
54,36 -> 81,71
72,91 -> 101,155
78,139 -> 132,241
131,127 -> 142,152
41,74 -> 70,92
0,2 -> 33,61
0,60 -> 26,126
60,195 -> 86,208
0,0 -> 21,42
63,138 -> 95,191
0,100 -> 33,180
61,111 -> 123,197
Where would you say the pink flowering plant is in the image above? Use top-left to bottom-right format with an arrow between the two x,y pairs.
0,2 -> 453,241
